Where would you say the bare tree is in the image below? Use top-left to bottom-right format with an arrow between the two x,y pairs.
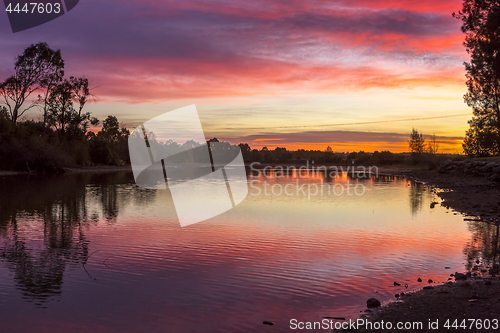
428,134 -> 439,154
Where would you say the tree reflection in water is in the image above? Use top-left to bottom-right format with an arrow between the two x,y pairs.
409,182 -> 429,216
0,172 -> 156,306
463,220 -> 500,275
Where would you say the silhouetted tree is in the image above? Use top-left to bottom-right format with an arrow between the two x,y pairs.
454,1 -> 500,156
409,128 -> 426,154
47,79 -> 74,131
238,143 -> 251,162
89,116 -> 130,165
238,143 -> 251,154
101,115 -> 121,140
347,151 -> 357,162
428,134 -> 439,154
0,42 -> 64,124
46,76 -> 96,132
250,149 -> 262,162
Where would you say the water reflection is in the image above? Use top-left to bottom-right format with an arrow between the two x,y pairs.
0,172 -> 156,304
463,220 -> 500,274
0,171 -> 495,333
372,174 -> 399,184
409,182 -> 426,216
248,167 -> 376,184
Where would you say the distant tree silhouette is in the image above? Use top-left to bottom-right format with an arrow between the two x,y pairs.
89,116 -> 130,165
238,143 -> 251,154
428,134 -> 439,154
409,128 -> 426,154
238,143 -> 251,160
372,151 -> 405,165
250,149 -> 262,162
454,1 -> 500,156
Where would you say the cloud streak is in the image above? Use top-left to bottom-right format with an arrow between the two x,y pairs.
0,0 -> 469,150
0,0 -> 466,103
219,130 -> 464,152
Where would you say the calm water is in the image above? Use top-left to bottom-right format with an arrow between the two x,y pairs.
0,171 -> 497,332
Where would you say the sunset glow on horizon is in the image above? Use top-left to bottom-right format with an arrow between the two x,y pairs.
0,0 -> 472,153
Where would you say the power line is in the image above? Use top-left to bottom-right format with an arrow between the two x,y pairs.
224,113 -> 471,131
311,113 -> 471,129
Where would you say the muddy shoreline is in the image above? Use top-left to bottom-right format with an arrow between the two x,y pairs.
395,168 -> 500,223
340,278 -> 500,332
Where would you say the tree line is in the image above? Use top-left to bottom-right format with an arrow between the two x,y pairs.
235,140 -> 405,165
0,42 -> 129,172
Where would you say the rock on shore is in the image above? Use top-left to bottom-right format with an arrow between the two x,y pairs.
438,159 -> 500,182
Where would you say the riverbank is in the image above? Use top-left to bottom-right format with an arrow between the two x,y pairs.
0,165 -> 132,176
341,277 -> 500,332
336,164 -> 500,332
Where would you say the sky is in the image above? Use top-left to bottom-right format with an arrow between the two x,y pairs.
0,0 -> 472,152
